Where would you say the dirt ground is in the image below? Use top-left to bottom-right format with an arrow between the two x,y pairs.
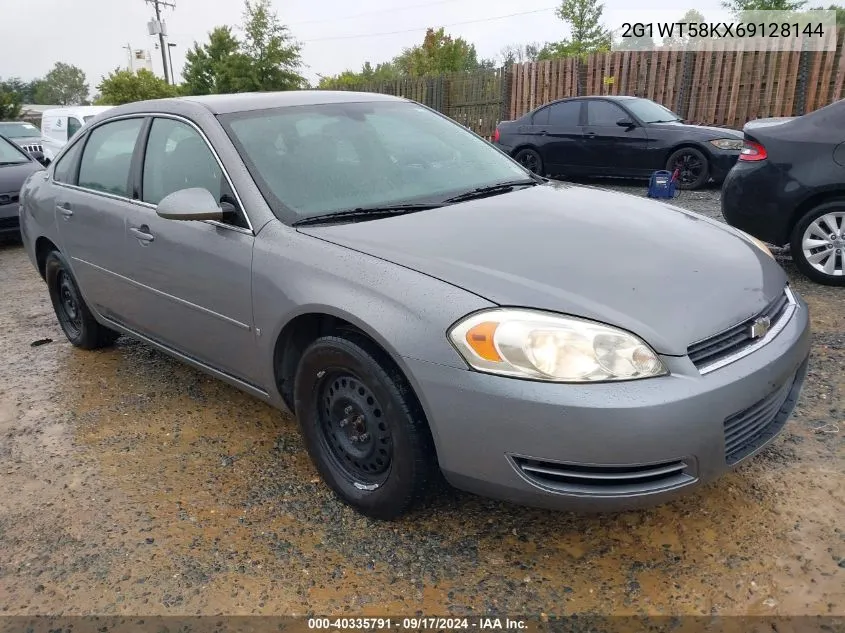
0,183 -> 843,618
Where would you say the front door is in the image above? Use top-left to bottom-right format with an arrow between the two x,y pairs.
120,116 -> 260,386
53,117 -> 144,317
581,100 -> 649,175
534,100 -> 588,176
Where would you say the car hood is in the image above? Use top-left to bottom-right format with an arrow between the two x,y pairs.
0,160 -> 42,193
298,183 -> 787,355
648,121 -> 743,139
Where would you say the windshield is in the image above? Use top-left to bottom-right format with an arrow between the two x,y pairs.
0,122 -> 41,138
625,99 -> 682,123
220,101 -> 529,221
0,135 -> 30,164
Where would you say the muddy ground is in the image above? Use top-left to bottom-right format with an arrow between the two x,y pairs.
0,181 -> 843,617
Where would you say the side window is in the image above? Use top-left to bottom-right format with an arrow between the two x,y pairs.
532,107 -> 550,126
67,117 -> 83,139
547,101 -> 582,126
142,118 -> 223,206
78,118 -> 143,197
587,101 -> 628,126
53,139 -> 84,184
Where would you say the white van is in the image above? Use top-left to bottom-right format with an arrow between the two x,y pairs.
40,106 -> 114,160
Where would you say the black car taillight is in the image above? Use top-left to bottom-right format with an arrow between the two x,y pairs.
492,128 -> 500,143
739,140 -> 767,161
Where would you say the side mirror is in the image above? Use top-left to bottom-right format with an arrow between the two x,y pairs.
156,188 -> 224,222
617,118 -> 636,128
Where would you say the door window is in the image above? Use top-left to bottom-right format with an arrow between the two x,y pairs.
78,118 -> 143,197
547,101 -> 582,126
67,117 -> 83,139
586,101 -> 628,126
53,140 -> 84,184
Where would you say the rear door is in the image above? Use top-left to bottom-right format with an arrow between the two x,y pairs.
535,100 -> 588,174
120,115 -> 260,385
53,117 -> 144,318
581,100 -> 649,174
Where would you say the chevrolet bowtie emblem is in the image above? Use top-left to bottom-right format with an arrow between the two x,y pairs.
750,316 -> 772,339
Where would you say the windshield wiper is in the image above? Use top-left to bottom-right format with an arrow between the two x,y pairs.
649,119 -> 681,123
293,203 -> 442,227
442,179 -> 539,204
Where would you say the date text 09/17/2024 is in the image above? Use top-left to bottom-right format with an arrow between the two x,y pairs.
307,618 -> 529,630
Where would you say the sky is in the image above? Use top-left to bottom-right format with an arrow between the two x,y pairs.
1,0 -> 755,95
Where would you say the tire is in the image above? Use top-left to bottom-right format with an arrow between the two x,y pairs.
666,147 -> 709,190
790,201 -> 845,286
514,148 -> 544,176
293,335 -> 435,520
45,250 -> 121,349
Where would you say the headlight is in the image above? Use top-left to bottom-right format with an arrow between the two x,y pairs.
448,309 -> 667,383
709,138 -> 744,151
735,229 -> 775,259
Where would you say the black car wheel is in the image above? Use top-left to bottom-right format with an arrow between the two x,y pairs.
294,335 -> 436,520
45,250 -> 120,349
514,148 -> 544,176
666,147 -> 709,190
790,200 -> 845,286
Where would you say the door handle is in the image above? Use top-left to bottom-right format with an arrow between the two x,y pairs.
130,225 -> 155,243
584,131 -> 597,138
537,130 -> 548,136
56,202 -> 73,218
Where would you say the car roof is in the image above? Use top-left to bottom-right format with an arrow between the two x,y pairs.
101,91 -> 407,118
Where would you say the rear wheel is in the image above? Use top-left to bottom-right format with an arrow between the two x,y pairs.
666,147 -> 709,190
514,148 -> 544,176
293,335 -> 436,520
790,201 -> 845,286
45,250 -> 120,349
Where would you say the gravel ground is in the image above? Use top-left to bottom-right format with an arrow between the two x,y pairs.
0,181 -> 843,618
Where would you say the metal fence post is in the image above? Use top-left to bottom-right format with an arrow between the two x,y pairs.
675,50 -> 695,120
499,66 -> 512,122
795,48 -> 811,116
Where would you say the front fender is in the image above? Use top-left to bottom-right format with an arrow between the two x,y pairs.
250,221 -> 494,399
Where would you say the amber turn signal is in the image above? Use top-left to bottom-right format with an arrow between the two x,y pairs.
464,321 -> 502,362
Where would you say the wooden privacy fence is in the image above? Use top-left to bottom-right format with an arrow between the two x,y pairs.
322,27 -> 845,135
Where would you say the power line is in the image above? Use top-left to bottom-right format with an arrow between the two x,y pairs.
290,0 -> 463,26
145,0 -> 175,85
301,7 -> 556,43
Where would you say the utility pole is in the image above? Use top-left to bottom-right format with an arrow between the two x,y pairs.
145,0 -> 175,84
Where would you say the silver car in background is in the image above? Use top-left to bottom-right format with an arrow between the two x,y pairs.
19,92 -> 811,519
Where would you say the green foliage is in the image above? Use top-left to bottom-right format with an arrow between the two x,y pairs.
553,0 -> 612,57
0,89 -> 22,119
661,9 -> 707,47
812,4 -> 845,24
500,43 -> 542,66
722,0 -> 807,15
0,77 -> 43,104
34,62 -> 89,105
96,69 -> 180,105
181,0 -> 304,95
318,27 -> 493,87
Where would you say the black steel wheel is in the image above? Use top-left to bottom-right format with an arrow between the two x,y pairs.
45,250 -> 120,349
294,335 -> 435,520
666,147 -> 709,190
514,148 -> 544,176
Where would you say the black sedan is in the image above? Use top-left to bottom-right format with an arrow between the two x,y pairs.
722,100 -> 845,286
0,134 -> 43,239
492,96 -> 743,190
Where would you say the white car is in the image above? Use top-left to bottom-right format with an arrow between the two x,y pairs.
40,106 -> 113,160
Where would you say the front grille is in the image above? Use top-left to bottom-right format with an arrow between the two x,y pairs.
511,456 -> 695,496
723,362 -> 806,465
0,192 -> 19,206
688,288 -> 793,372
0,216 -> 20,231
20,143 -> 43,154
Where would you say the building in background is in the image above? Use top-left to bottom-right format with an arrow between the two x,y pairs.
125,48 -> 154,73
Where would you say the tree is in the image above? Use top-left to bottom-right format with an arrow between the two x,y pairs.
553,0 -> 612,57
96,69 -> 179,105
395,28 -> 484,76
182,26 -> 246,95
239,0 -> 305,91
722,0 -> 806,15
811,4 -> 845,24
500,43 -> 542,65
180,0 -> 304,95
34,63 -> 89,105
661,9 -> 706,47
0,89 -> 22,119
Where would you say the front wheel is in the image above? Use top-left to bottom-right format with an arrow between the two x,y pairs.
790,201 -> 845,286
666,147 -> 709,190
514,148 -> 544,176
293,335 -> 436,520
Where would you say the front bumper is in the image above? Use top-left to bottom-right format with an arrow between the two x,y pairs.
404,292 -> 811,512
0,203 -> 20,236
